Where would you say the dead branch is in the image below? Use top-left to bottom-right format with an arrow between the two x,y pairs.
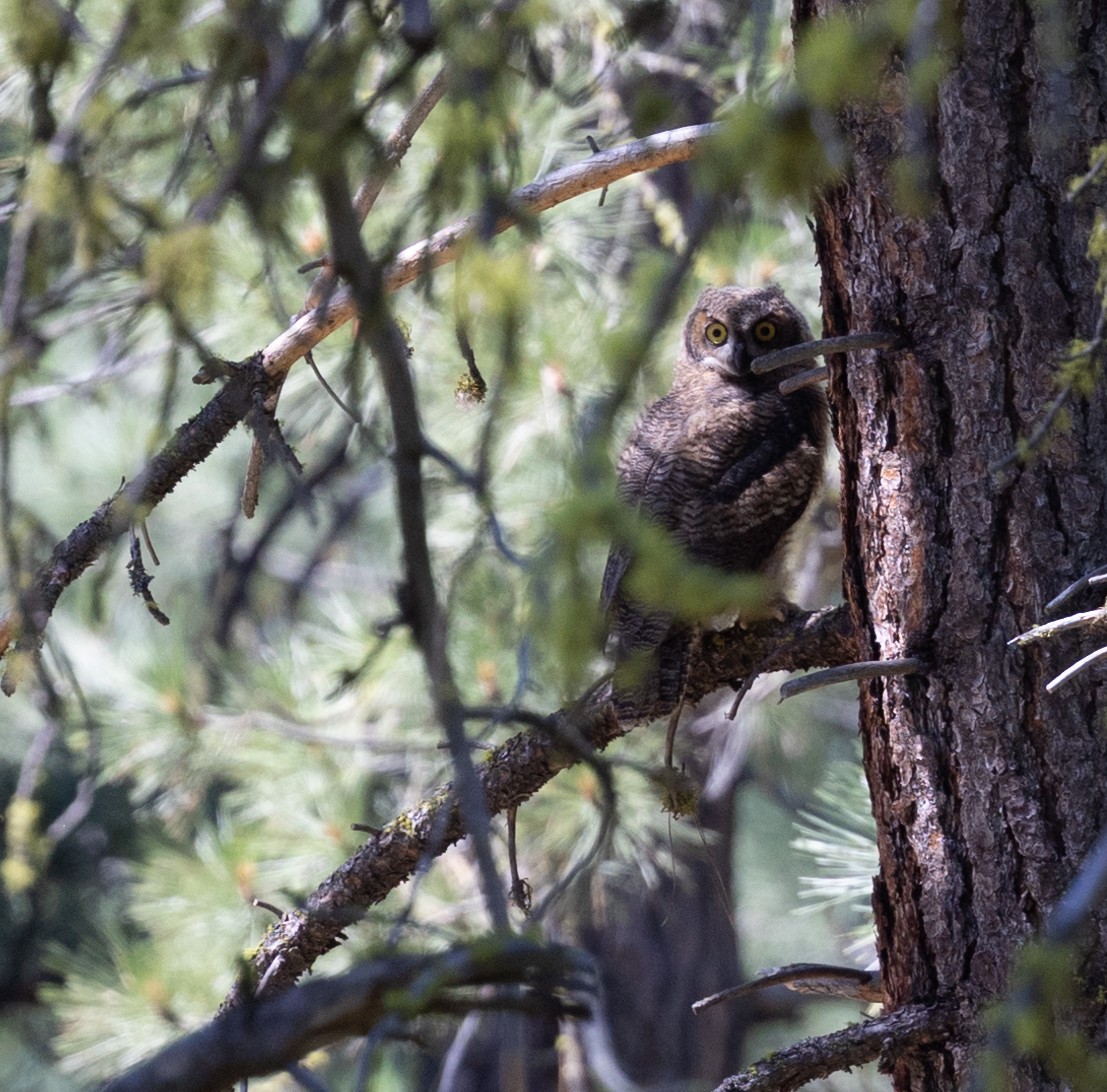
693,963 -> 883,1011
102,939 -> 593,1092
0,357 -> 274,691
258,123 -> 718,384
711,999 -> 959,1092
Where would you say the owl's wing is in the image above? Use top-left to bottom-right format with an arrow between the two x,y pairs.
678,398 -> 824,570
600,403 -> 683,613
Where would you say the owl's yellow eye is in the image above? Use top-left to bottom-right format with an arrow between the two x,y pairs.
753,319 -> 778,343
704,321 -> 728,346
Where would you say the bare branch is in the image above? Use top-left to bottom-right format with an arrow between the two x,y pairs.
103,939 -> 593,1092
258,123 -> 718,384
693,964 -> 883,1011
1008,607 -> 1107,647
711,1000 -> 959,1092
778,366 -> 828,394
778,656 -> 924,700
751,332 -> 903,375
0,358 -> 273,688
1046,645 -> 1107,693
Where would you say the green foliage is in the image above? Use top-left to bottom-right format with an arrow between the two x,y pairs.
979,942 -> 1107,1091
143,224 -> 216,318
2,0 -> 72,67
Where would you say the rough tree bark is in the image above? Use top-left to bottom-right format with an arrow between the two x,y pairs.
802,0 -> 1107,1087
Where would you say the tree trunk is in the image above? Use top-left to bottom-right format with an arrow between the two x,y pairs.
802,0 -> 1107,1086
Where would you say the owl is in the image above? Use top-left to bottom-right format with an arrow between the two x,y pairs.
601,284 -> 828,715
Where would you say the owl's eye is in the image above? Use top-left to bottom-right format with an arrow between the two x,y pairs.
753,319 -> 778,343
704,321 -> 729,345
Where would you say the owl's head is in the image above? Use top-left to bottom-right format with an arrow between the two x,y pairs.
681,284 -> 812,383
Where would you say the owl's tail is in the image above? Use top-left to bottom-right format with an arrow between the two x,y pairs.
607,608 -> 691,720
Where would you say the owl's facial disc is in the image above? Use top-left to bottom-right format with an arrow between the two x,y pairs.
701,316 -> 745,378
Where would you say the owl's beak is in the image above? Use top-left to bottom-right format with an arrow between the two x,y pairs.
706,342 -> 744,379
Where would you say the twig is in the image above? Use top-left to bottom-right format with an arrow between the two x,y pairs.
778,657 -> 924,700
1045,645 -> 1107,693
0,124 -> 714,673
506,807 -> 531,914
1045,564 -> 1107,614
2,5 -> 139,332
778,365 -> 828,394
710,1000 -> 959,1092
725,671 -> 759,721
585,134 -> 610,205
126,530 -> 170,626
1008,607 -> 1107,647
750,332 -> 902,376
1067,148 -> 1107,201
0,357 -> 274,686
257,123 -> 719,387
693,963 -> 882,1011
989,383 -> 1074,474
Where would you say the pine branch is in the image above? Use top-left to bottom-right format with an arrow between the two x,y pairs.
0,357 -> 274,692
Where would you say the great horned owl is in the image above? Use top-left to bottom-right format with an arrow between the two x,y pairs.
601,284 -> 828,714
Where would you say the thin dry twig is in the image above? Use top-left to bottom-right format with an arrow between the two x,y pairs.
693,963 -> 882,1011
778,365 -> 828,394
1008,607 -> 1107,647
257,123 -> 718,386
0,356 -> 274,689
1046,565 -> 1107,613
750,332 -> 902,375
778,657 -> 924,700
1046,645 -> 1107,693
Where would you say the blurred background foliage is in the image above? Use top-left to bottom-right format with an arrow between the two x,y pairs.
0,0 -> 899,1087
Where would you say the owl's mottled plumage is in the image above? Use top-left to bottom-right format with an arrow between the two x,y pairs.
601,284 -> 828,713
